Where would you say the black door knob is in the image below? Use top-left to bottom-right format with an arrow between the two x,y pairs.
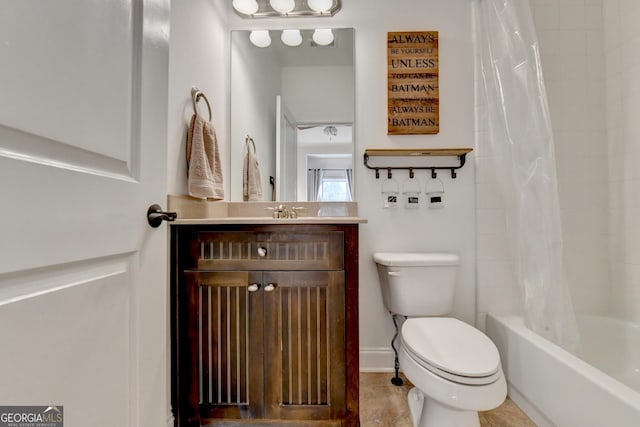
147,204 -> 177,228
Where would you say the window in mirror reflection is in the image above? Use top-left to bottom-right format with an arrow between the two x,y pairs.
307,154 -> 353,202
312,169 -> 352,201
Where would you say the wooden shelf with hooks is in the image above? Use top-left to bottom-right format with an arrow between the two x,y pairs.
364,148 -> 472,157
363,148 -> 473,179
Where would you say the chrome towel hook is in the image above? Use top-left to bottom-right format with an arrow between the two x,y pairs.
245,134 -> 257,153
191,87 -> 212,121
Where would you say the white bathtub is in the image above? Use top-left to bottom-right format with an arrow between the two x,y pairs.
486,314 -> 640,427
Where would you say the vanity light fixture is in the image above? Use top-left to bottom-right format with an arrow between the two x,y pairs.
248,29 -> 335,48
232,0 -> 259,15
232,0 -> 341,18
308,0 -> 333,12
249,30 -> 272,47
269,0 -> 295,13
312,28 -> 334,46
281,29 -> 303,47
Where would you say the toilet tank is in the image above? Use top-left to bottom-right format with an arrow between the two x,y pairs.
373,252 -> 459,317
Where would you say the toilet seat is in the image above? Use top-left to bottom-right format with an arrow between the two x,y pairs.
401,318 -> 501,386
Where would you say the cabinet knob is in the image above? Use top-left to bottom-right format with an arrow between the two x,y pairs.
257,246 -> 268,257
264,283 -> 277,292
247,283 -> 261,292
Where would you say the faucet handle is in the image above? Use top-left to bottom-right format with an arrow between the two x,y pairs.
265,205 -> 287,219
290,206 -> 306,219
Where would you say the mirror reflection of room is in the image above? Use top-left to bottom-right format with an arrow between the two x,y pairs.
299,124 -> 353,202
230,28 -> 354,202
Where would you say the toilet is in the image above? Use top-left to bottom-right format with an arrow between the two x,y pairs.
373,252 -> 506,427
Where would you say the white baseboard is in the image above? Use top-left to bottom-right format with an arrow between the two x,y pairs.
359,347 -> 396,372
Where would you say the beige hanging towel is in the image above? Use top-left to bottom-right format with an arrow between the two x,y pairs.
186,113 -> 224,200
243,136 -> 263,201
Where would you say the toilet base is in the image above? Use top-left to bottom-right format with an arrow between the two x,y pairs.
407,387 -> 480,427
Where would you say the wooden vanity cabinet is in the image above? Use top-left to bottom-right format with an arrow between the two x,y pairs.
171,224 -> 359,427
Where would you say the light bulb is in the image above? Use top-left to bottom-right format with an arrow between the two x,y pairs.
312,29 -> 334,46
308,0 -> 333,13
232,0 -> 259,15
249,30 -> 271,48
269,0 -> 295,13
281,29 -> 303,47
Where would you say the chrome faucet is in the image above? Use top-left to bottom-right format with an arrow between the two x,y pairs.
265,204 -> 305,219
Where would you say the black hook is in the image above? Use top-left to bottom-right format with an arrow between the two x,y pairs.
387,168 -> 393,179
431,169 -> 437,179
375,168 -> 380,179
451,169 -> 457,179
409,168 -> 414,179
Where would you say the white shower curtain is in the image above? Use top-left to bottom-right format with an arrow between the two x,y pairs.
474,0 -> 580,352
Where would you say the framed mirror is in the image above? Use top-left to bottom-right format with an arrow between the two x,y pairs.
229,28 -> 355,202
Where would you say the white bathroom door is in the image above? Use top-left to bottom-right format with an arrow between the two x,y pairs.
0,1 -> 171,427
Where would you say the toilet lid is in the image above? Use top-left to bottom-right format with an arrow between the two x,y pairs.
373,252 -> 459,267
402,318 -> 501,385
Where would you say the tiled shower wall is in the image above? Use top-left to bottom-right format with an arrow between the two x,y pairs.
475,0 -> 609,328
604,1 -> 640,322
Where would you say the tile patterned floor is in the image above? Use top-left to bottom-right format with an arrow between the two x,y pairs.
360,373 -> 536,427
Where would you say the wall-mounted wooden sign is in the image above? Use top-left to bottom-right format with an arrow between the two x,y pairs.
387,31 -> 439,135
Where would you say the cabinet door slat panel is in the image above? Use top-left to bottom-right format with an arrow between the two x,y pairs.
185,271 -> 259,417
193,231 -> 344,270
268,273 -> 334,408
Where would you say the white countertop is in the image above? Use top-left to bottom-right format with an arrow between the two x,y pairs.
166,196 -> 367,225
172,216 -> 367,225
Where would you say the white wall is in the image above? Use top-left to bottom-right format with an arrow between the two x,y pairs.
604,1 -> 640,322
475,0 -> 610,329
168,0 -> 229,198
282,65 -> 354,123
